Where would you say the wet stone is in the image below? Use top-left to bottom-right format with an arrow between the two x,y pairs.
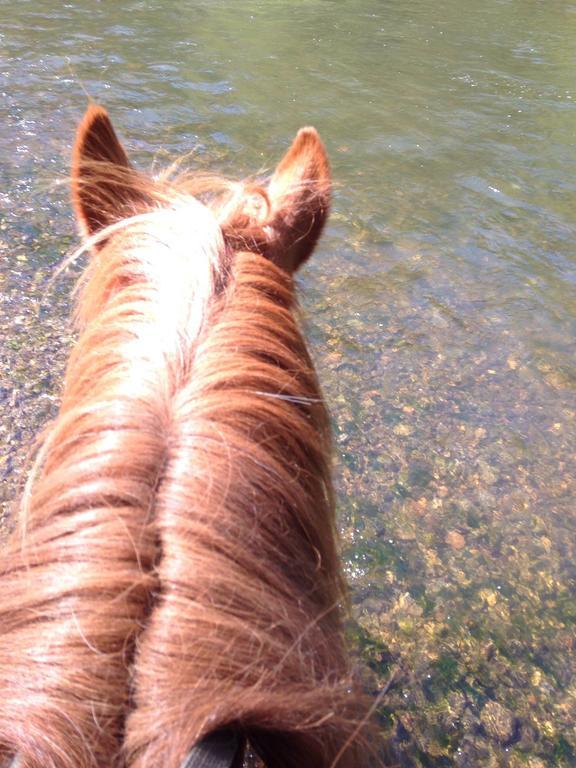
446,530 -> 466,550
480,700 -> 518,745
406,459 -> 434,489
454,736 -> 492,768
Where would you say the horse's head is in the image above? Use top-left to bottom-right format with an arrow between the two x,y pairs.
0,105 -> 372,768
72,104 -> 331,274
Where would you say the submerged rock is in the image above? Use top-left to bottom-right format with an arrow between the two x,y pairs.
480,700 -> 518,745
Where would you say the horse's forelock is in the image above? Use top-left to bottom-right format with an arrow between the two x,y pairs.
72,160 -> 275,263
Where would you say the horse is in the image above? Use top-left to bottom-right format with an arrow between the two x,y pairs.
0,106 -> 370,768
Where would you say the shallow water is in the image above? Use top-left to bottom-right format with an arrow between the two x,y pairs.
1,1 -> 576,765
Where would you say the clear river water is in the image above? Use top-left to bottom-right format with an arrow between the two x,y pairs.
1,2 -> 575,766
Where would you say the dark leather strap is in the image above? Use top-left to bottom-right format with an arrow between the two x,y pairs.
180,729 -> 244,768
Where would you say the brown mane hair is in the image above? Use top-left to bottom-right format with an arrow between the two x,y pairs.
0,106 -> 370,768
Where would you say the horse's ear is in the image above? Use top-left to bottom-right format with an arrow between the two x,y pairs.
72,105 -> 146,241
265,127 -> 331,273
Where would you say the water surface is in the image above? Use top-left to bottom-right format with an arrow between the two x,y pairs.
1,2 -> 575,765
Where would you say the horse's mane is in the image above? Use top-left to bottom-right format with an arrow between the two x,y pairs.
0,108 -> 372,768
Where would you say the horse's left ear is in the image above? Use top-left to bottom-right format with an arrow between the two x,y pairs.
265,127 -> 331,273
72,105 -> 147,242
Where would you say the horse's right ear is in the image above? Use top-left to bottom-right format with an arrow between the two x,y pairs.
72,105 -> 146,242
264,127 -> 331,274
